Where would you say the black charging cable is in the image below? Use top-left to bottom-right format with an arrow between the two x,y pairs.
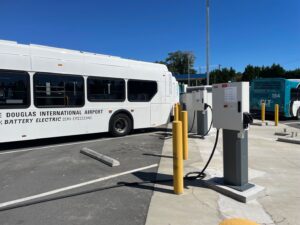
184,128 -> 220,180
188,110 -> 196,133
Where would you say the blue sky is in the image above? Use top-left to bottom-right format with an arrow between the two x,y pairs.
0,0 -> 299,72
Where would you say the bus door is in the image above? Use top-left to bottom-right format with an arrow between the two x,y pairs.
290,87 -> 300,117
150,80 -> 163,126
128,79 -> 157,128
151,74 -> 172,126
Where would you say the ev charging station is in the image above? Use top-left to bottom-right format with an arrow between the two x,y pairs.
212,82 -> 253,191
181,86 -> 212,136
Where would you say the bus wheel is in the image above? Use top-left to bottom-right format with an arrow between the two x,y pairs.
110,113 -> 132,137
297,108 -> 300,120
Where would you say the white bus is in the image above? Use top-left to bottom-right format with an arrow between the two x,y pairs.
0,40 -> 179,143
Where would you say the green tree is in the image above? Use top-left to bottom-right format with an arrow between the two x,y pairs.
285,68 -> 300,79
209,69 -> 221,84
260,64 -> 285,78
242,65 -> 261,81
158,51 -> 197,75
156,55 -> 300,83
154,60 -> 167,65
235,72 -> 243,81
209,67 -> 237,84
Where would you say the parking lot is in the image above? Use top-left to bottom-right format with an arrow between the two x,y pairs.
0,118 -> 299,225
0,128 -> 167,225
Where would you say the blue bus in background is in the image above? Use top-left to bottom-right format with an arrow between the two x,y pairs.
250,78 -> 300,119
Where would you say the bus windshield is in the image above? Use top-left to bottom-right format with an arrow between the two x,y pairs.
251,80 -> 284,110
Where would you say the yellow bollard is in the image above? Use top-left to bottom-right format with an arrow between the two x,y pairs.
181,111 -> 188,160
178,104 -> 182,121
261,102 -> 265,122
172,121 -> 184,195
275,104 -> 279,126
220,218 -> 259,225
174,104 -> 179,121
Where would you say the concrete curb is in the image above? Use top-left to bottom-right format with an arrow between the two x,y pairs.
80,147 -> 120,167
274,132 -> 289,136
251,122 -> 263,126
251,121 -> 271,126
203,177 -> 266,203
277,137 -> 300,145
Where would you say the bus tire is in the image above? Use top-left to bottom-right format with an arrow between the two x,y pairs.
297,108 -> 300,120
109,113 -> 132,137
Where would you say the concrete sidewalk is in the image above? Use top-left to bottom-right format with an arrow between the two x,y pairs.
145,121 -> 300,225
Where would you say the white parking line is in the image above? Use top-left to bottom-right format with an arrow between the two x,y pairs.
0,164 -> 158,209
0,131 -> 159,156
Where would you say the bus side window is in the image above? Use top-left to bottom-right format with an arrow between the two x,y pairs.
34,73 -> 84,108
0,70 -> 30,108
127,80 -> 157,102
87,77 -> 125,102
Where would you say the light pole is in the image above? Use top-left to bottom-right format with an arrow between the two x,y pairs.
188,54 -> 190,86
206,0 -> 210,85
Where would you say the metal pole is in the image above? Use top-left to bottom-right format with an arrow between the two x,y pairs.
206,0 -> 210,85
188,55 -> 190,86
198,66 -> 201,86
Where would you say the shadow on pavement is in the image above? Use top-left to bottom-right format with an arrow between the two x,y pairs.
131,171 -> 209,196
0,171 -> 208,212
143,153 -> 173,159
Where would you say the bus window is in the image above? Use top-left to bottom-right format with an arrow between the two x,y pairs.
34,73 -> 84,108
0,70 -> 30,108
128,80 -> 157,102
87,77 -> 125,102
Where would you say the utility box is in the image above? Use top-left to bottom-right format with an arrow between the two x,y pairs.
212,82 -> 253,191
191,87 -> 210,111
181,86 -> 212,134
212,82 -> 250,132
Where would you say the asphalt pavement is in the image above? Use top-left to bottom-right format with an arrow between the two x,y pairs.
0,129 -> 166,225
